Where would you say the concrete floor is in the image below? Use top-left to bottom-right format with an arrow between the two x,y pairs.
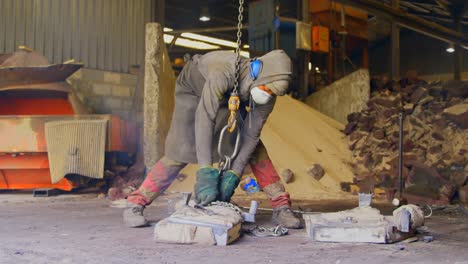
0,193 -> 467,264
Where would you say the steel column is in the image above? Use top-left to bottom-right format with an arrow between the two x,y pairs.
297,0 -> 310,99
454,17 -> 463,80
391,0 -> 400,80
155,0 -> 165,27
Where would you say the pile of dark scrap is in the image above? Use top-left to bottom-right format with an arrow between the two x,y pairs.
104,152 -> 146,201
344,78 -> 467,205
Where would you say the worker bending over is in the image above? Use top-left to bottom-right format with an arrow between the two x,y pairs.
124,50 -> 301,229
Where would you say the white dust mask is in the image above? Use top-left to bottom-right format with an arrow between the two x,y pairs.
250,86 -> 273,105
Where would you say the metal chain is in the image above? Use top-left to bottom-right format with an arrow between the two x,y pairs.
232,0 -> 245,94
217,0 -> 244,172
246,225 -> 289,237
210,201 -> 243,216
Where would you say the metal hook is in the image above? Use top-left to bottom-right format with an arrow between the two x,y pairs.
217,124 -> 241,172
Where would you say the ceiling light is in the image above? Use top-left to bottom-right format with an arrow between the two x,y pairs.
243,44 -> 250,49
163,27 -> 173,32
446,43 -> 455,53
175,38 -> 220,50
308,62 -> 312,71
315,67 -> 320,72
200,16 -> 210,22
163,34 -> 174,44
199,7 -> 211,22
240,51 -> 250,58
181,33 -> 238,48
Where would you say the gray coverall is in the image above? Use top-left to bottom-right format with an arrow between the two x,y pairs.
127,50 -> 293,207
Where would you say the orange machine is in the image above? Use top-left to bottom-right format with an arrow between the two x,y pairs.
309,0 -> 369,81
0,50 -> 137,191
312,26 -> 330,53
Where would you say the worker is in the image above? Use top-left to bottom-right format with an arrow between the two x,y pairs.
123,50 -> 301,229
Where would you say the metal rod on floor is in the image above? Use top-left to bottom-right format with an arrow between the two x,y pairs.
398,112 -> 404,198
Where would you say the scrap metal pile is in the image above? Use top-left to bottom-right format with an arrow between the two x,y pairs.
344,78 -> 467,205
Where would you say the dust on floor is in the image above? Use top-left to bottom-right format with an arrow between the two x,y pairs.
0,193 -> 467,264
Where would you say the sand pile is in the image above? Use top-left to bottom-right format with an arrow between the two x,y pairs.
169,96 -> 355,200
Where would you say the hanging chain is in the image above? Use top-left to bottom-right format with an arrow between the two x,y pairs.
225,0 -> 244,133
232,0 -> 244,94
218,0 -> 245,171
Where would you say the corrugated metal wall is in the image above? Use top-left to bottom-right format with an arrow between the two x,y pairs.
0,0 -> 157,73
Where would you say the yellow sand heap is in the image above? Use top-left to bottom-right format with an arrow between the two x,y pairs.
170,96 -> 355,200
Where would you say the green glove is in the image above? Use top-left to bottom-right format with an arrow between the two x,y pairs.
194,167 -> 220,205
218,170 -> 241,202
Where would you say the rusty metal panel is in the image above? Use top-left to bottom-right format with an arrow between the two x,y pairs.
0,0 -> 156,73
0,64 -> 83,88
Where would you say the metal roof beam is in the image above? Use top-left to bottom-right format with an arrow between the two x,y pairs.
169,26 -> 248,35
404,10 -> 468,24
333,0 -> 468,48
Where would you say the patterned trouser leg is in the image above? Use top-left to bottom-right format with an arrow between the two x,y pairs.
127,156 -> 187,206
249,142 -> 291,209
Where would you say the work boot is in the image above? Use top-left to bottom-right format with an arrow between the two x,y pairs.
272,207 -> 302,229
123,204 -> 148,228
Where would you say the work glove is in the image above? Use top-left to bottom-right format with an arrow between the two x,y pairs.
218,170 -> 241,202
194,167 -> 220,206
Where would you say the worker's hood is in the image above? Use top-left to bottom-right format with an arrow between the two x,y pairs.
239,50 -> 292,98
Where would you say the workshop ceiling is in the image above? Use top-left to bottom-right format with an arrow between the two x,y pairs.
164,0 -> 296,55
369,0 -> 468,44
164,0 -> 467,55
165,0 -> 297,36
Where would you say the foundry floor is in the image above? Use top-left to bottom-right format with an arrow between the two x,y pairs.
0,192 -> 467,264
